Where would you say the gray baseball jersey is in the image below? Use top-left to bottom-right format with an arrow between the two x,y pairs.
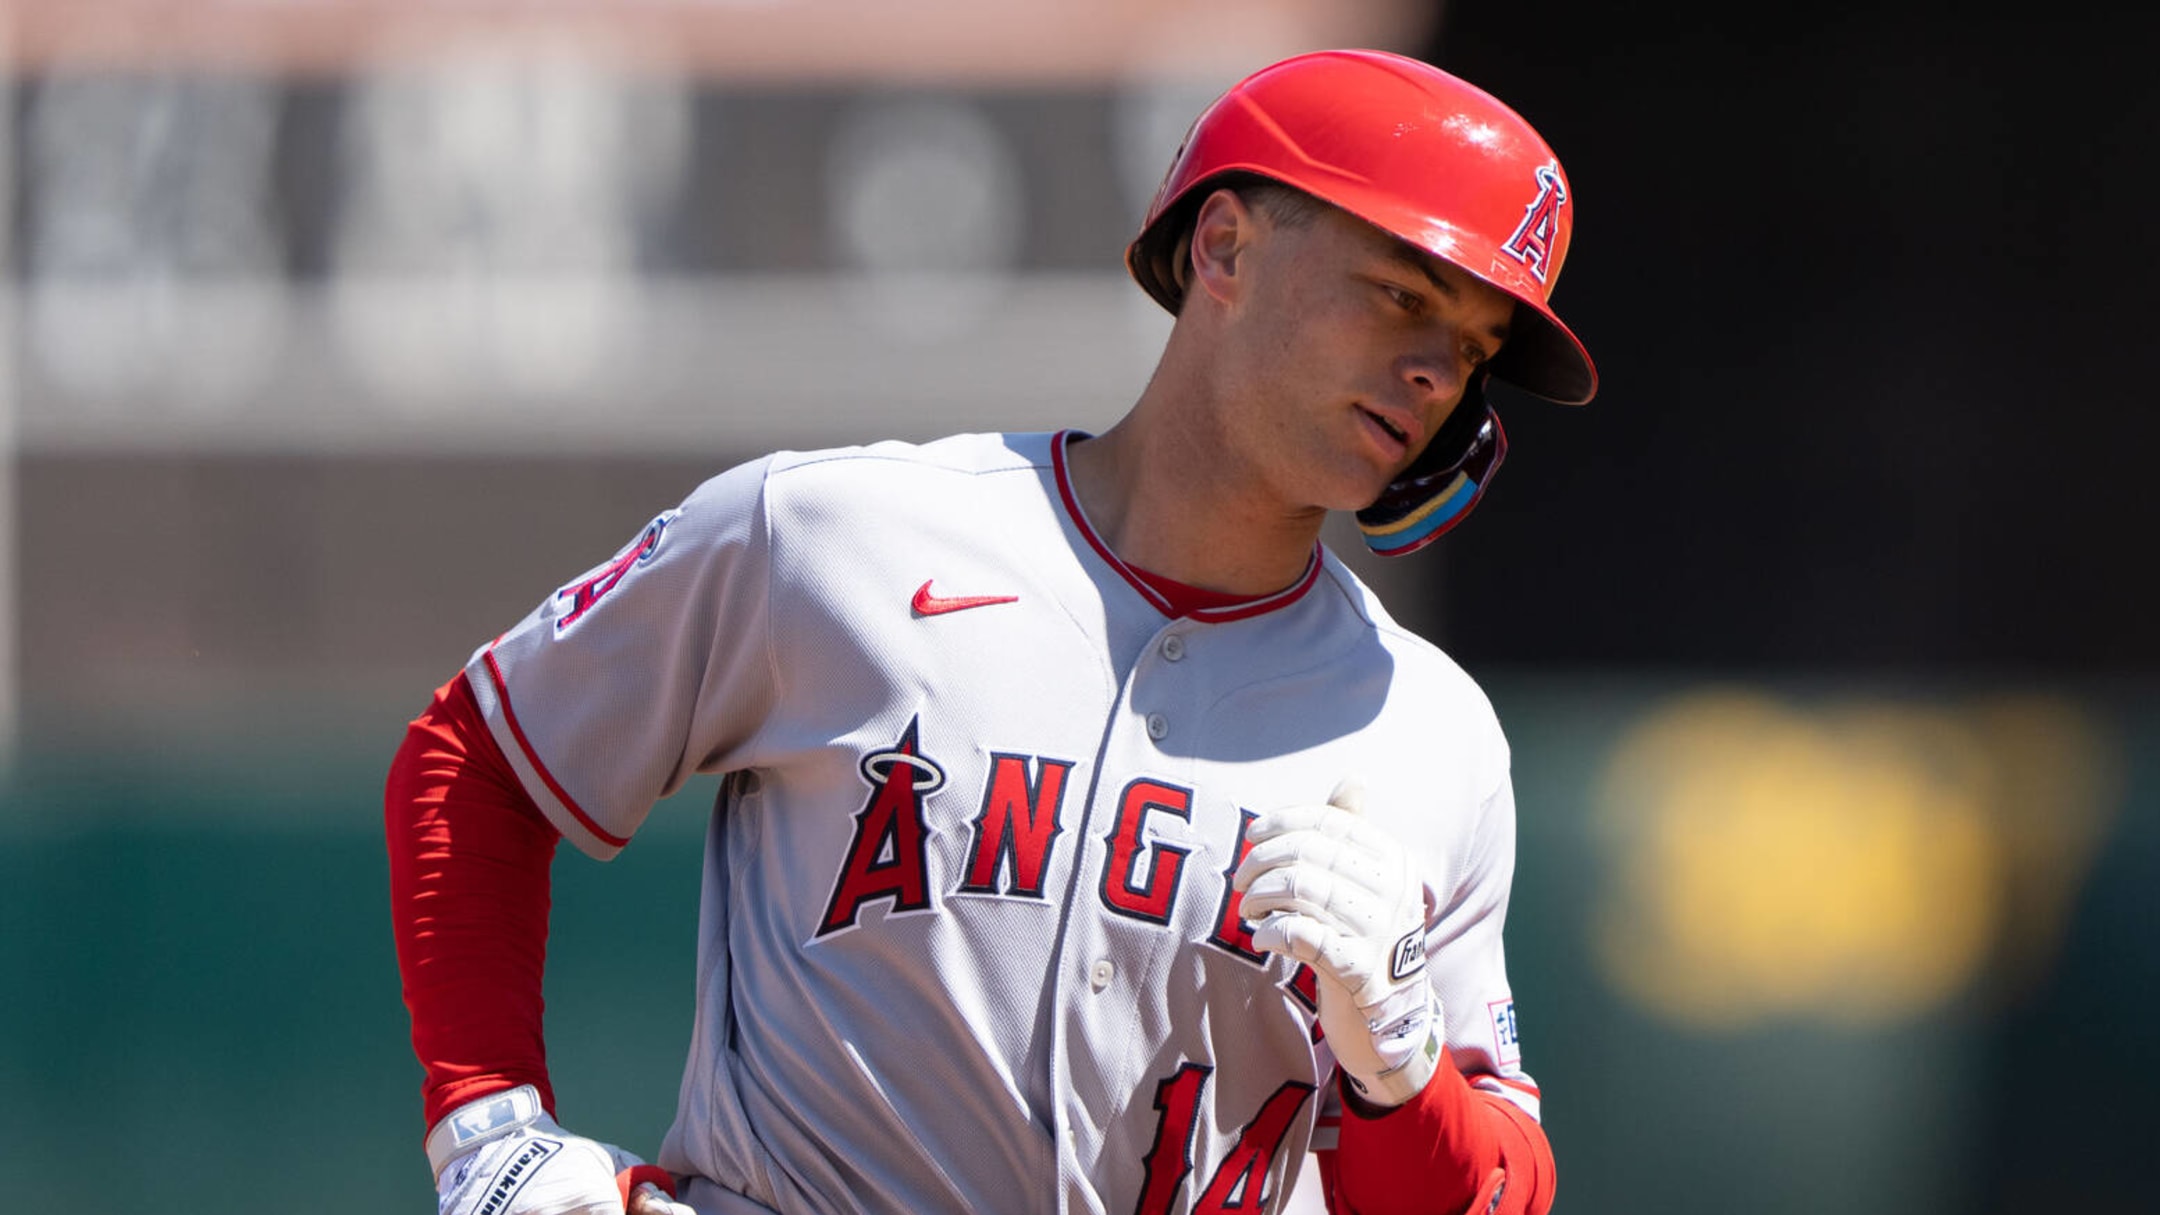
463,430 -> 1538,1215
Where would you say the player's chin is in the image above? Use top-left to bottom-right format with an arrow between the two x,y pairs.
1350,447 -> 1413,503
1298,433 -> 1403,511
1308,463 -> 1397,514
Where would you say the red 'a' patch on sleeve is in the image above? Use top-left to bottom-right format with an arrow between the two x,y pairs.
554,510 -> 678,632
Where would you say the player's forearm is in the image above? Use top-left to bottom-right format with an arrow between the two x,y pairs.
1328,1049 -> 1553,1215
386,671 -> 562,1130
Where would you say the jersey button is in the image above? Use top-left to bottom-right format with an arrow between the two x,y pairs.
1090,958 -> 1114,991
1161,634 -> 1186,661
1145,712 -> 1168,740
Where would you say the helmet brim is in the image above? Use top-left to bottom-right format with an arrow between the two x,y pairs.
1488,294 -> 1597,406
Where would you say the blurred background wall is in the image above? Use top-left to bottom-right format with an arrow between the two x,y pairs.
1,0 -> 2154,1211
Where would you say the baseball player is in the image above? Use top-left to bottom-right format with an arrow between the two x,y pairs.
387,48 -> 1596,1215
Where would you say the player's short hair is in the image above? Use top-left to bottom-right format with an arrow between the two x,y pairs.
1228,176 -> 1328,231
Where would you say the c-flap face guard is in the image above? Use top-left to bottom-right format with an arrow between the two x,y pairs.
1353,373 -> 1509,556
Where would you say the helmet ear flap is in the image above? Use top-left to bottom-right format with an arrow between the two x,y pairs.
1354,373 -> 1509,556
1127,233 -> 1178,313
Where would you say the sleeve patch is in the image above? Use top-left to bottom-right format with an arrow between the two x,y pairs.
554,510 -> 679,633
1489,998 -> 1522,1067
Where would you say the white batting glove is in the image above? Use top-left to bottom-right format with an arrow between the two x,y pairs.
1232,778 -> 1442,1107
430,1085 -> 695,1215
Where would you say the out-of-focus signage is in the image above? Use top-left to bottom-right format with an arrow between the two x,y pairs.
1,0 -> 1435,81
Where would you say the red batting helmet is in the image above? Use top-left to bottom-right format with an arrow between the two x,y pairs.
1126,48 -> 1597,407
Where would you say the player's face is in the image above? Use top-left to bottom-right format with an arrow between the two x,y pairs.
1216,200 -> 1515,512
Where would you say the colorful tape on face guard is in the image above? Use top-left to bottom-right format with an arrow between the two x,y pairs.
1354,375 -> 1509,557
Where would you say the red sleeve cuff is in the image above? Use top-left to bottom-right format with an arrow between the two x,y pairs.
1327,1049 -> 1553,1215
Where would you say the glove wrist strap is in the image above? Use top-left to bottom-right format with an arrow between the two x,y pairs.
1344,1025 -> 1443,1108
426,1083 -> 546,1181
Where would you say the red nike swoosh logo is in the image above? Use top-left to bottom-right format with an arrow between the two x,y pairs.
912,580 -> 1019,616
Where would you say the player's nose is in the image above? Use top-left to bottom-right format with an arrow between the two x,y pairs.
1396,342 -> 1473,420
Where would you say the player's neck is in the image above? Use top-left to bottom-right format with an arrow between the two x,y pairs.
1066,398 -> 1324,599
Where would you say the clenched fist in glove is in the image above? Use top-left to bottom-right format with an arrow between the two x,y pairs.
431,1085 -> 695,1215
1232,778 -> 1442,1107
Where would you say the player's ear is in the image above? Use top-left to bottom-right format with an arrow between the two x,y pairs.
1184,188 -> 1256,306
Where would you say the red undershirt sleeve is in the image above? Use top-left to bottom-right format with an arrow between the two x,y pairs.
1321,1048 -> 1556,1215
384,669 -> 561,1135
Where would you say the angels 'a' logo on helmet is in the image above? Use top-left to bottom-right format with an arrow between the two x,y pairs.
1500,162 -> 1567,284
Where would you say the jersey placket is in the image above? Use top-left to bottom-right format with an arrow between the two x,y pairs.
1052,612 -> 1218,1214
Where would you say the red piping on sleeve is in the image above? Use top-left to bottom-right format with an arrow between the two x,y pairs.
482,648 -> 630,850
1484,1074 -> 1543,1101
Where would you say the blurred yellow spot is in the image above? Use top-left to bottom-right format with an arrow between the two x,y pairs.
1591,689 -> 2116,1030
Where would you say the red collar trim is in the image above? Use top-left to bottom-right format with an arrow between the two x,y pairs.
1051,430 -> 1321,622
1127,567 -> 1252,618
